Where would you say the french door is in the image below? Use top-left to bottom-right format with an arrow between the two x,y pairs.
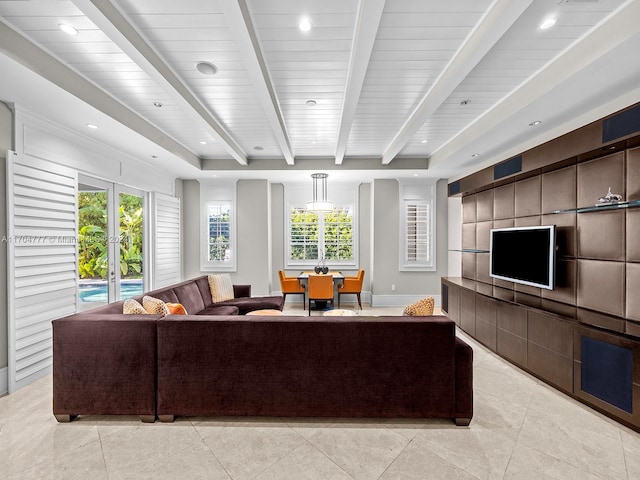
78,176 -> 147,308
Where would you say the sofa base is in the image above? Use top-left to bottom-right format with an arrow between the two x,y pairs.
158,415 -> 175,423
55,413 -> 156,423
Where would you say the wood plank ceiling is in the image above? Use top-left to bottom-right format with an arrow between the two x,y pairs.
0,0 -> 637,179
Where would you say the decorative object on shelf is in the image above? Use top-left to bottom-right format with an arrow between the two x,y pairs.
306,173 -> 333,212
314,250 -> 329,274
597,187 -> 623,206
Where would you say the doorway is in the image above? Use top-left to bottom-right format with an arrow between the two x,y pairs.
77,176 -> 147,308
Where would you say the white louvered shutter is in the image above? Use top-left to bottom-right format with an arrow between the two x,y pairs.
6,151 -> 78,392
153,193 -> 181,288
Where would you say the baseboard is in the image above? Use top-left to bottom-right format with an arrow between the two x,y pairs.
372,294 -> 441,308
0,367 -> 7,396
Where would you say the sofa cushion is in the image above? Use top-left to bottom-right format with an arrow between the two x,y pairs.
194,276 -> 214,306
173,282 -> 205,314
217,296 -> 284,315
209,274 -> 235,303
198,305 -> 240,316
143,295 -> 170,316
123,298 -> 148,314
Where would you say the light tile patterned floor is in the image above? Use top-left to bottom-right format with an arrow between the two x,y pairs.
1,304 -> 639,479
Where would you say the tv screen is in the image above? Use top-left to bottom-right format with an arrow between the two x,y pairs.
490,225 -> 556,290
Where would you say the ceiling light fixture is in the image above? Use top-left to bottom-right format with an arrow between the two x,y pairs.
299,18 -> 312,32
310,140 -> 318,145
420,139 -> 429,144
529,120 -> 542,126
540,17 -> 557,30
59,23 -> 78,36
307,173 -> 333,213
200,141 -> 207,145
86,123 -> 98,129
153,102 -> 163,108
195,62 -> 218,75
471,153 -> 480,158
306,99 -> 317,106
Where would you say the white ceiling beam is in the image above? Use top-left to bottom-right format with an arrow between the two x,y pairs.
218,0 -> 295,165
72,0 -> 248,165
334,0 -> 386,165
381,0 -> 534,165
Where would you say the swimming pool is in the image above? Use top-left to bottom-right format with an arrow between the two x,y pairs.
79,280 -> 144,302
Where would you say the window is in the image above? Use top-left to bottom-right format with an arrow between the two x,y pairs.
400,180 -> 436,271
285,185 -> 357,267
207,203 -> 231,262
200,180 -> 236,271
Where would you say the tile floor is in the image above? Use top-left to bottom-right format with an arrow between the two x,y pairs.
1,304 -> 639,479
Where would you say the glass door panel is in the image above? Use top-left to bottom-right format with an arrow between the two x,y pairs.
78,179 -> 111,307
118,189 -> 144,300
77,177 -> 146,309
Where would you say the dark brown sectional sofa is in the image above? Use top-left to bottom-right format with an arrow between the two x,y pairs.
53,276 -> 474,426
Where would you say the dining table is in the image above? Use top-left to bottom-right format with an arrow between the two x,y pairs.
297,271 -> 344,307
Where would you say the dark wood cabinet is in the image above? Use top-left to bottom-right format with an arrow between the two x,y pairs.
442,277 -> 640,432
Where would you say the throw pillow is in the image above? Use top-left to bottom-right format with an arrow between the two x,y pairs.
123,298 -> 148,314
208,273 -> 234,303
166,303 -> 188,315
142,295 -> 170,316
403,297 -> 435,316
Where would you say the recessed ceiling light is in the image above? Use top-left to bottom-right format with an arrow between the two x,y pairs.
306,100 -> 317,106
420,139 -> 429,144
59,23 -> 78,36
529,120 -> 542,126
86,123 -> 98,129
471,153 -> 480,158
299,18 -> 312,32
200,141 -> 207,145
195,61 -> 218,75
153,102 -> 163,108
211,174 -> 217,177
413,174 -> 419,177
310,140 -> 318,145
540,17 -> 557,30
254,146 -> 264,151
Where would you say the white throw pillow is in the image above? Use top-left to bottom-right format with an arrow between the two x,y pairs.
123,298 -> 148,314
208,273 -> 234,303
142,295 -> 170,316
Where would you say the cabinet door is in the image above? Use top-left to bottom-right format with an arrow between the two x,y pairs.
475,294 -> 497,350
527,311 -> 573,393
460,289 -> 476,336
496,302 -> 527,368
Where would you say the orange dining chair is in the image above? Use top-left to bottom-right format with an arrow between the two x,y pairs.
279,270 -> 306,309
307,274 -> 334,315
338,269 -> 365,309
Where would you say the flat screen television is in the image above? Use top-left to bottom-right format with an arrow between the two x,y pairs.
489,225 -> 556,290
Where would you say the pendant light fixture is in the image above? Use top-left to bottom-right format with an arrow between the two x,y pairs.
306,173 -> 333,212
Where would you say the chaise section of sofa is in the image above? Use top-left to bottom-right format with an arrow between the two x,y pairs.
53,314 -> 160,422
156,315 -> 473,425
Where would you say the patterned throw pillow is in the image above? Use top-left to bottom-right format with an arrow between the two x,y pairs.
142,295 -> 170,316
123,298 -> 148,314
402,297 -> 435,316
166,303 -> 188,315
208,274 -> 234,303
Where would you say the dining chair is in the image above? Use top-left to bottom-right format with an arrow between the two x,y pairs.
338,269 -> 365,309
278,270 -> 306,309
307,274 -> 334,315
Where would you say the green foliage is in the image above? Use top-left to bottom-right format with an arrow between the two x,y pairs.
289,207 -> 353,262
78,192 -> 143,280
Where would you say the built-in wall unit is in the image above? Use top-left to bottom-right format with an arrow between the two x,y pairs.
443,102 -> 640,432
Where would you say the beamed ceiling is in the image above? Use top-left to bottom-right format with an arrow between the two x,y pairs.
1,0 -> 640,182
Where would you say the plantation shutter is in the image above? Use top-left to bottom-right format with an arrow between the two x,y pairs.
404,201 -> 431,264
153,193 -> 181,288
6,151 -> 78,392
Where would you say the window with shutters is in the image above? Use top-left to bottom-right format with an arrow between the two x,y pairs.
400,180 -> 436,271
200,180 -> 236,271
